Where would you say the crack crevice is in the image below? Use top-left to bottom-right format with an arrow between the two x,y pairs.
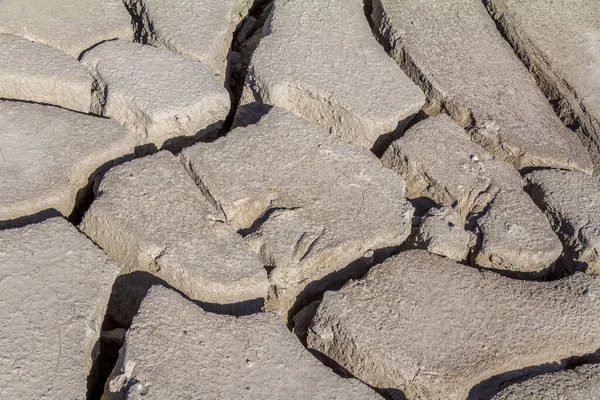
222,0 -> 274,134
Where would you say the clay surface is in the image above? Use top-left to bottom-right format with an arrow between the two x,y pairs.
245,0 -> 425,149
80,151 -> 269,308
526,169 -> 600,274
0,0 -> 132,58
1,2 -> 599,398
0,34 -> 92,112
414,205 -> 475,262
125,0 -> 253,79
0,100 -> 136,224
383,115 -> 562,274
492,364 -> 600,400
181,107 -> 414,315
105,285 -> 380,399
81,40 -> 229,148
0,218 -> 119,399
308,250 -> 600,400
485,0 -> 600,172
372,0 -> 592,173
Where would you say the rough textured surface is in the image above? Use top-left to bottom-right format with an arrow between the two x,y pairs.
81,40 -> 229,148
414,205 -> 475,262
472,191 -> 560,275
526,169 -> 600,274
244,0 -> 425,150
308,250 -> 600,400
0,0 -> 132,58
0,218 -> 119,399
486,0 -> 600,173
181,107 -> 414,315
2,3 -> 600,397
491,364 -> 600,400
0,100 -> 137,223
126,0 -> 252,79
372,0 -> 592,173
0,34 -> 92,112
383,115 -> 562,274
80,151 -> 269,307
105,285 -> 380,399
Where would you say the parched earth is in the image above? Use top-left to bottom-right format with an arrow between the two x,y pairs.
0,0 -> 599,399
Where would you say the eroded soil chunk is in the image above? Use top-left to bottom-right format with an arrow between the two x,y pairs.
383,115 -> 561,274
0,218 -> 119,399
308,250 -> 600,400
105,285 -> 380,399
414,205 -> 475,262
181,107 -> 414,315
81,40 -> 229,148
80,151 -> 269,309
526,169 -> 600,274
372,0 -> 592,172
244,0 -> 424,149
0,34 -> 92,112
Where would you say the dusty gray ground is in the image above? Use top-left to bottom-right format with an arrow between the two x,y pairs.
0,0 -> 599,399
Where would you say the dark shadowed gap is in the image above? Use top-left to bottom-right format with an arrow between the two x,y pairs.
121,0 -> 150,44
221,0 -> 274,134
0,208 -> 62,230
237,206 -> 302,238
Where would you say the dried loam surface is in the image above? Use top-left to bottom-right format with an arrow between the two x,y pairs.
491,364 -> 600,400
80,151 -> 269,308
526,169 -> 600,274
0,34 -> 92,113
485,0 -> 600,172
0,0 -> 132,58
0,100 -> 137,224
0,218 -> 119,399
372,0 -> 592,173
383,114 -> 561,274
81,40 -> 230,148
105,285 -> 380,399
1,1 -> 599,398
125,0 -> 253,79
244,0 -> 425,150
308,250 -> 600,400
181,107 -> 414,316
414,205 -> 475,262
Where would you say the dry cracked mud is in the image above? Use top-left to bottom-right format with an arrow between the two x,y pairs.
1,0 -> 599,399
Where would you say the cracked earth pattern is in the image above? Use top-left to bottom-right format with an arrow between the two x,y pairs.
0,0 -> 599,399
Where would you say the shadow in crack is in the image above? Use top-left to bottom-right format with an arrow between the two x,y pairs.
232,102 -> 273,128
222,0 -> 274,133
371,112 -> 422,158
0,208 -> 62,230
160,120 -> 224,154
